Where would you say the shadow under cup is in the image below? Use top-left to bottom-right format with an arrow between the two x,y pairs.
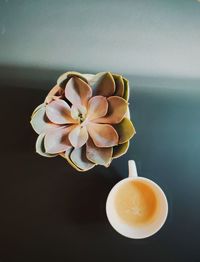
106,177 -> 168,239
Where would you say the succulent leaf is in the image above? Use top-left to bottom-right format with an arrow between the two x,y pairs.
123,77 -> 129,101
87,122 -> 118,148
30,105 -> 58,134
45,85 -> 64,104
113,117 -> 136,144
86,138 -> 113,167
113,74 -> 124,97
69,146 -> 95,171
36,133 -> 57,157
65,77 -> 92,110
112,141 -> 130,159
57,71 -> 88,88
68,125 -> 88,148
44,126 -> 72,154
86,96 -> 108,121
96,96 -> 128,124
60,150 -> 83,172
46,99 -> 77,124
31,103 -> 45,118
87,72 -> 115,97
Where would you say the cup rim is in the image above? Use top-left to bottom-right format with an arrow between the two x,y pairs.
106,176 -> 168,239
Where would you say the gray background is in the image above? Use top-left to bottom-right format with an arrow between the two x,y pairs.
1,0 -> 200,78
0,1 -> 200,262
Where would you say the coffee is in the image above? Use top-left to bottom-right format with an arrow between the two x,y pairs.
114,180 -> 157,226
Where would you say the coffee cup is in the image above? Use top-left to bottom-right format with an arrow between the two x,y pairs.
106,160 -> 168,239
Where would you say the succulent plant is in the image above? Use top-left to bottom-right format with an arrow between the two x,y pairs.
30,71 -> 136,172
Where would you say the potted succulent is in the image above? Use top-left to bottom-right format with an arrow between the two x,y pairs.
30,71 -> 135,172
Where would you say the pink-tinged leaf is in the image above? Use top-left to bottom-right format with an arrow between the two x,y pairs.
69,146 -> 95,171
68,125 -> 89,148
65,76 -> 92,110
46,99 -> 77,124
86,138 -> 113,167
87,122 -> 118,148
96,96 -> 127,124
44,126 -> 73,154
30,105 -> 59,134
70,104 -> 79,120
57,71 -> 89,88
45,85 -> 64,104
86,96 -> 108,121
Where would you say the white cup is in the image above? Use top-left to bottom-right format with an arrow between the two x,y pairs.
106,160 -> 168,239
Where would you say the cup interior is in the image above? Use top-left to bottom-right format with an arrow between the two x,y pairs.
106,177 -> 168,239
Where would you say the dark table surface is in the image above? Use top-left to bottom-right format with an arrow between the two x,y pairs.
0,66 -> 200,262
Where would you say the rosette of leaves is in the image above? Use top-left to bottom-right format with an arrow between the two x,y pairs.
30,71 -> 136,172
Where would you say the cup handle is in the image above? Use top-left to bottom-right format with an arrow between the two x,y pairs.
128,160 -> 138,178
